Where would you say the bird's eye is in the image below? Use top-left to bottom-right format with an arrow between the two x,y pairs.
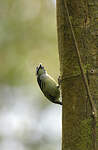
41,66 -> 44,69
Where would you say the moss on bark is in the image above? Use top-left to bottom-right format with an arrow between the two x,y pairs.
56,0 -> 98,149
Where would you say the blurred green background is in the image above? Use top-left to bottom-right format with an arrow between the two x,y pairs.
0,0 -> 62,150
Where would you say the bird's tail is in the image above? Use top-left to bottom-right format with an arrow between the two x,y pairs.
52,101 -> 62,105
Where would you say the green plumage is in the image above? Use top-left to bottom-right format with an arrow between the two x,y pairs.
41,74 -> 60,102
36,64 -> 62,105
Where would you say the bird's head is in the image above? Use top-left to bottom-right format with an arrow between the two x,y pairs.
36,63 -> 46,77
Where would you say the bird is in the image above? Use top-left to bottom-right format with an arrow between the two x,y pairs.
36,63 -> 62,105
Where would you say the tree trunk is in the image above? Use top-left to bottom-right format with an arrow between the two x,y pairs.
56,0 -> 98,150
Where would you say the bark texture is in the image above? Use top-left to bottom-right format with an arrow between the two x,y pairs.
56,0 -> 98,150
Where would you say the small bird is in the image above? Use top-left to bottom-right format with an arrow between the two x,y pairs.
36,64 -> 62,105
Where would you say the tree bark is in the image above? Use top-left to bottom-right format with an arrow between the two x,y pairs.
56,0 -> 98,150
